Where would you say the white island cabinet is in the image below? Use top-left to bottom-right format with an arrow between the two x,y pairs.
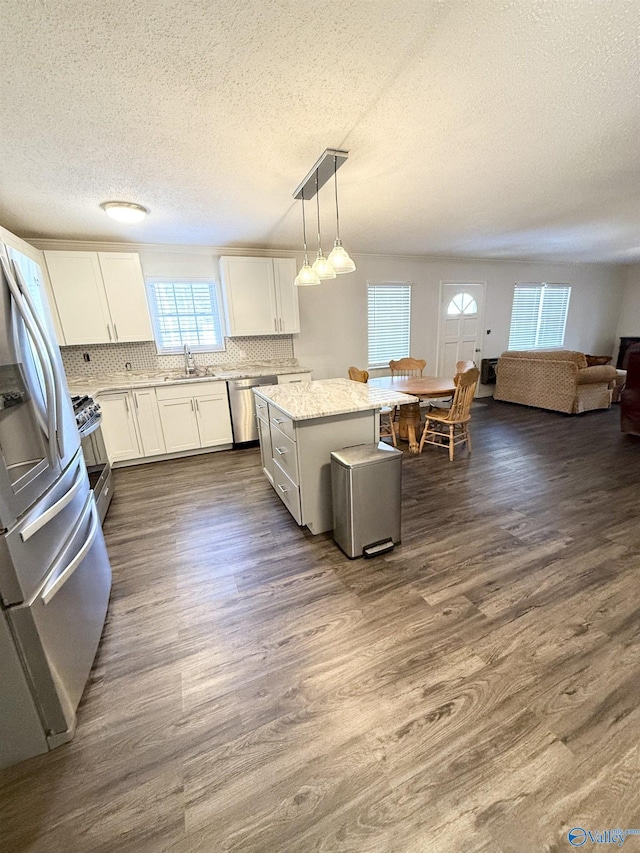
219,257 -> 299,336
254,379 -> 417,535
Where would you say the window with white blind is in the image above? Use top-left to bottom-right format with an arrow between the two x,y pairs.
146,279 -> 226,353
368,282 -> 412,367
508,283 -> 571,350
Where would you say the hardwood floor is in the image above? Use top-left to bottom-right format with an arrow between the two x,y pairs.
2,399 -> 640,852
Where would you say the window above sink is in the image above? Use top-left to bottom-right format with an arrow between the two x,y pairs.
146,279 -> 226,354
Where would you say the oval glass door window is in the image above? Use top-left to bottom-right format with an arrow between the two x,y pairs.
447,292 -> 478,315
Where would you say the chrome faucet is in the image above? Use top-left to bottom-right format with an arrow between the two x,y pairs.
184,343 -> 196,375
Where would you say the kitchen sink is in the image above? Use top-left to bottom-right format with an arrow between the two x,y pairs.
163,371 -> 216,382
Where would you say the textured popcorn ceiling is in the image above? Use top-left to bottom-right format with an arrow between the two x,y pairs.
1,0 -> 639,262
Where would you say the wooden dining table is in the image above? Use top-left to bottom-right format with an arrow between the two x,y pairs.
368,375 -> 457,453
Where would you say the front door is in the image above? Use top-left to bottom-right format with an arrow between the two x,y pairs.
437,282 -> 485,378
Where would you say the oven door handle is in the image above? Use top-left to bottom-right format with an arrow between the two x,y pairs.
1,256 -> 57,467
41,497 -> 99,606
20,463 -> 85,542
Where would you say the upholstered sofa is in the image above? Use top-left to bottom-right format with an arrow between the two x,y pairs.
494,350 -> 618,414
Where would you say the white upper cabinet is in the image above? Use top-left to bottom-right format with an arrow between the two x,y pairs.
97,253 -> 153,342
44,251 -> 153,345
220,256 -> 299,336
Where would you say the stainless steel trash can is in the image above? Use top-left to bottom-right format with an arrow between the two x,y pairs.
331,442 -> 403,559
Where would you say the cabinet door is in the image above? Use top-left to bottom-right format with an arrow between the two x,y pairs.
133,389 -> 166,456
44,252 -> 111,345
256,414 -> 273,483
220,257 -> 278,336
158,399 -> 200,453
195,392 -> 233,447
98,253 -> 153,342
98,393 -> 141,463
273,258 -> 300,334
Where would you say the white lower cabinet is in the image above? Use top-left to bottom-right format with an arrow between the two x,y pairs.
196,393 -> 233,447
156,381 -> 232,453
98,392 -> 141,463
158,399 -> 201,453
133,389 -> 166,456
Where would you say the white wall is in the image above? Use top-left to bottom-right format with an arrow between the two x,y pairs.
615,264 -> 640,360
293,253 -> 625,381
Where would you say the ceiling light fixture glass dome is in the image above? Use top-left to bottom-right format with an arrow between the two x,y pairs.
100,201 -> 149,224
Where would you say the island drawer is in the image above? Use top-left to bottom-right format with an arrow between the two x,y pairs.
255,395 -> 269,422
270,423 -> 299,485
269,405 -> 295,442
272,461 -> 302,525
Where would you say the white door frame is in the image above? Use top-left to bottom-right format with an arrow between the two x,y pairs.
436,281 -> 486,376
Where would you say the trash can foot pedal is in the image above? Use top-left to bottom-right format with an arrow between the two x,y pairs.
363,539 -> 395,559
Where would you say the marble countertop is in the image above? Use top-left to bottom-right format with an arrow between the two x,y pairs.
253,378 -> 419,421
66,362 -> 311,396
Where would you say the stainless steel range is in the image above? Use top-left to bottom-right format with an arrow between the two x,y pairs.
71,394 -> 113,524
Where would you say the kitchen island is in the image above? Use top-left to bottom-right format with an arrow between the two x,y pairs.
254,378 -> 418,534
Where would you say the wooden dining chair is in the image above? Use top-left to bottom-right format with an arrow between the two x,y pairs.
418,367 -> 480,461
348,366 -> 369,383
347,366 -> 396,446
389,357 -> 427,377
454,360 -> 476,384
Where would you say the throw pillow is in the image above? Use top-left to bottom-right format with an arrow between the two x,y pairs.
585,354 -> 612,366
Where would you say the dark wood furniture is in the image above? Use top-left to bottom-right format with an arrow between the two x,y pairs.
617,336 -> 640,369
620,343 -> 640,435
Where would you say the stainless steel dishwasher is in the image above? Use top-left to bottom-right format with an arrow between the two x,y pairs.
227,375 -> 278,445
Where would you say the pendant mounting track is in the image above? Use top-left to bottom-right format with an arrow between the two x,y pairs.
293,149 -> 348,200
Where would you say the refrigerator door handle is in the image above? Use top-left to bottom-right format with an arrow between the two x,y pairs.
12,260 -> 66,460
41,499 -> 99,606
0,257 -> 57,466
20,464 -> 85,543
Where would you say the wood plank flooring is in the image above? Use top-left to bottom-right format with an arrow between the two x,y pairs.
2,399 -> 640,852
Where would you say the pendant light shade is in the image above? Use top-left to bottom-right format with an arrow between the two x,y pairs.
327,154 -> 356,275
294,195 -> 320,287
312,252 -> 337,279
327,239 -> 356,274
294,262 -> 321,287
310,170 -> 336,281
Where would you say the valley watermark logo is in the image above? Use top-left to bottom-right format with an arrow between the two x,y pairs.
568,827 -> 640,847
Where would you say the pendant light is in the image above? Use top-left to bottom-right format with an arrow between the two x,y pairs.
294,193 -> 321,286
311,171 -> 336,280
327,155 -> 356,274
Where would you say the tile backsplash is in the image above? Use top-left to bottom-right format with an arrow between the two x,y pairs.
61,336 -> 295,376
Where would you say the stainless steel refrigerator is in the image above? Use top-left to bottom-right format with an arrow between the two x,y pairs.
0,237 -> 112,770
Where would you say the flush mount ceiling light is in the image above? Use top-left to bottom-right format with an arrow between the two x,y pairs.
293,149 -> 355,279
100,201 -> 149,224
293,193 -> 320,287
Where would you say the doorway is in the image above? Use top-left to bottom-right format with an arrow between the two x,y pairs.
437,282 -> 485,378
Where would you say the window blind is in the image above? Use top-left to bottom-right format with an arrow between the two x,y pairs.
146,280 -> 225,353
508,283 -> 571,350
368,283 -> 411,367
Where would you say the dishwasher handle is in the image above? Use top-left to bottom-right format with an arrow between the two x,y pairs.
228,375 -> 278,392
